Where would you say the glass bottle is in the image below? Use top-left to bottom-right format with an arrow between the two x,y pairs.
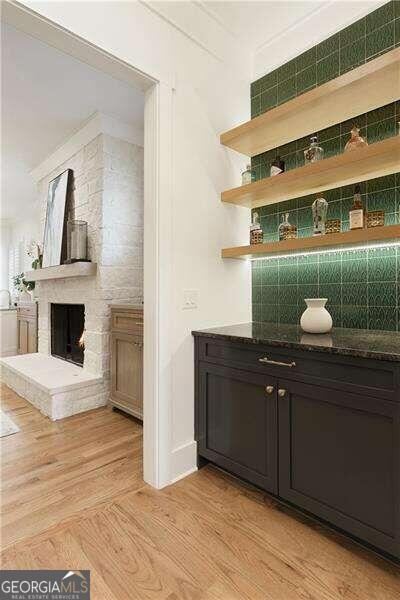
278,213 -> 297,241
250,212 -> 263,245
344,126 -> 368,152
304,135 -> 324,164
270,156 -> 285,176
312,195 -> 328,236
349,184 -> 364,230
242,164 -> 253,185
67,220 -> 88,263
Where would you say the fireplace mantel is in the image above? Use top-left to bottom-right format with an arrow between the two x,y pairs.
25,262 -> 97,282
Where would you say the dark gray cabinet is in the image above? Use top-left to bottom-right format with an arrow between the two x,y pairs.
198,363 -> 278,493
194,335 -> 400,560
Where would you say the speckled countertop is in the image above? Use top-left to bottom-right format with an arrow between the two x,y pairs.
192,322 -> 400,362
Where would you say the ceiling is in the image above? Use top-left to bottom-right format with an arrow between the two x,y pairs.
202,1 -> 328,53
1,22 -> 145,222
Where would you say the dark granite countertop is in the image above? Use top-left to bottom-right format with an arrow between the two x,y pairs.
192,322 -> 400,362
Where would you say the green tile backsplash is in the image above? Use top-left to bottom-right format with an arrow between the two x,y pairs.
251,1 -> 400,332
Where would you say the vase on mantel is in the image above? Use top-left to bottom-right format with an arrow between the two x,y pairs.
300,298 -> 332,334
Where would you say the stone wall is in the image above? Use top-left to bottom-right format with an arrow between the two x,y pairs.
37,133 -> 144,380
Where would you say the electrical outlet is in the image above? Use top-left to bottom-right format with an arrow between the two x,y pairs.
183,289 -> 198,310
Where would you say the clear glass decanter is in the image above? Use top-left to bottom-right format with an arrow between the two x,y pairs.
304,135 -> 324,164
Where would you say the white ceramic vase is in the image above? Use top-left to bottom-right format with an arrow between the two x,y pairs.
300,298 -> 332,334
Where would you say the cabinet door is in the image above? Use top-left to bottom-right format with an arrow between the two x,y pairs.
18,319 -> 28,354
278,379 -> 400,558
198,362 -> 278,493
111,332 -> 143,418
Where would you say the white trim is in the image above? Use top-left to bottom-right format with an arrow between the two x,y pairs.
30,112 -> 143,183
170,441 -> 198,484
5,1 -> 173,490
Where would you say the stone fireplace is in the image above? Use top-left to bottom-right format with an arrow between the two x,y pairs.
0,116 -> 144,420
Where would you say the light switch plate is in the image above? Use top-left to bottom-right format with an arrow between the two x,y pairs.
183,289 -> 198,309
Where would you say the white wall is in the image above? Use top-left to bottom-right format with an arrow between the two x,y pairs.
0,221 -> 12,290
13,0 -> 252,484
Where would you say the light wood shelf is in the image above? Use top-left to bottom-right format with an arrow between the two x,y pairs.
220,48 -> 400,157
221,137 -> 400,209
25,262 -> 97,282
222,224 -> 400,260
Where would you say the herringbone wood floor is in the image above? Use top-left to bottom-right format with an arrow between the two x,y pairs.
1,383 -> 399,599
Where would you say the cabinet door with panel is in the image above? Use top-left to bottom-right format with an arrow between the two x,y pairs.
278,379 -> 400,558
18,319 -> 28,354
111,331 -> 143,419
197,362 -> 278,494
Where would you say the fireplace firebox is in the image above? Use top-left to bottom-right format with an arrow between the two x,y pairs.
51,304 -> 85,366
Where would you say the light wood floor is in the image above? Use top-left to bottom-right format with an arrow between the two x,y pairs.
1,384 -> 399,599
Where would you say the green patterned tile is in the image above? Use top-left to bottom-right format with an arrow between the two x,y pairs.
316,52 -> 340,85
340,39 -> 366,73
368,256 -> 397,281
261,304 -> 278,323
319,260 -> 342,284
340,19 -> 365,47
367,173 -> 396,193
317,33 -> 340,60
277,59 -> 296,83
278,265 -> 298,285
279,305 -> 300,324
366,1 -> 394,33
251,94 -> 261,118
297,47 -> 316,72
320,283 -> 342,305
368,281 -> 397,306
261,87 -> 278,113
261,284 -> 279,304
319,124 -> 341,142
367,103 -> 396,124
297,65 -> 316,95
395,1 -> 400,19
298,285 -> 319,303
258,70 -> 277,92
396,18 -> 400,45
366,22 -> 395,59
297,208 -> 313,229
329,305 -> 342,328
342,259 -> 368,283
262,265 -> 279,285
253,285 -> 262,304
253,304 -> 262,322
342,283 -> 367,306
342,306 -> 368,329
279,285 -> 299,306
367,117 -> 397,142
298,260 -> 318,283
250,80 -> 260,97
367,189 -> 396,212
368,306 -> 397,330
277,77 -> 296,104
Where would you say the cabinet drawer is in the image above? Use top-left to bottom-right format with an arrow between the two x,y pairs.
199,338 -> 397,400
17,304 -> 37,319
111,309 -> 143,334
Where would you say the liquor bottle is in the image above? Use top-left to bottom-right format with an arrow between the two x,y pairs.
242,164 -> 253,185
304,135 -> 324,164
250,212 -> 263,245
312,195 -> 328,236
278,213 -> 297,240
270,156 -> 285,176
349,184 -> 364,230
344,126 -> 368,152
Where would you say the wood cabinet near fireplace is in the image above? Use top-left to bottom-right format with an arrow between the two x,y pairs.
17,302 -> 38,355
110,305 -> 143,420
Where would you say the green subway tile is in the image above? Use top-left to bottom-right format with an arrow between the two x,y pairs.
340,39 -> 366,74
340,18 -> 366,47
277,76 -> 296,104
296,65 -> 316,95
366,1 -> 394,33
316,52 -> 340,85
317,33 -> 340,60
366,22 -> 395,59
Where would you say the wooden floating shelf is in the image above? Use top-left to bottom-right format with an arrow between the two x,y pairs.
25,262 -> 97,282
220,48 -> 400,157
222,224 -> 400,260
221,137 -> 400,209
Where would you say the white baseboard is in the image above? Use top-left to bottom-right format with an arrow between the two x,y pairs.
170,440 -> 198,484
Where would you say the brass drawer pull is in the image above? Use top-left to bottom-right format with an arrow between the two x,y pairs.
265,385 -> 274,395
278,389 -> 287,398
259,356 -> 296,368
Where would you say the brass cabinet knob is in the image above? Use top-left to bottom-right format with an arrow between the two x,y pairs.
278,388 -> 286,398
265,385 -> 274,395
